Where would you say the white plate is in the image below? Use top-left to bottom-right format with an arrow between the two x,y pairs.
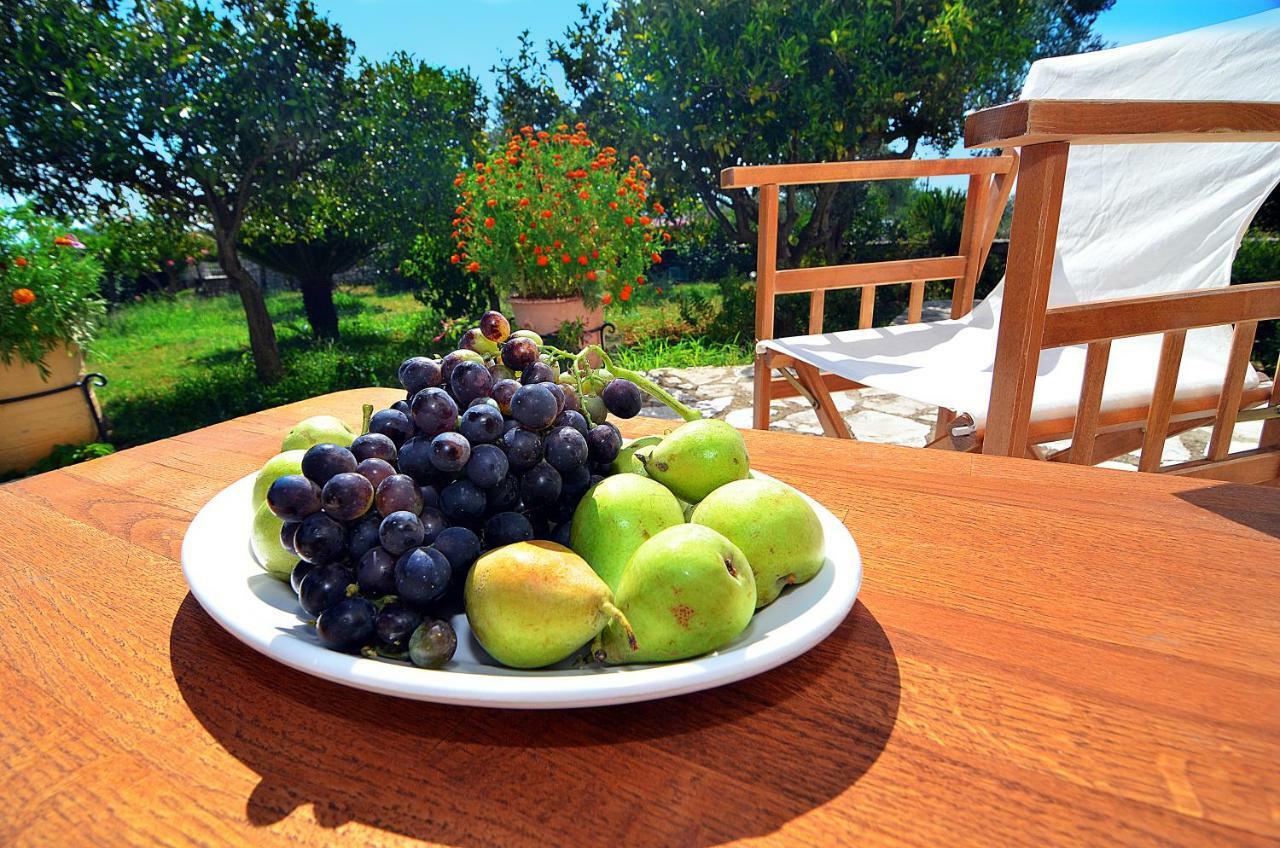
181,471 -> 862,709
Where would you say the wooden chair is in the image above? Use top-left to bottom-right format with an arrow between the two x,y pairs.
721,154 -> 1018,439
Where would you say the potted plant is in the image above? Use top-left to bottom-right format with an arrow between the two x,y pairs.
450,123 -> 667,335
0,207 -> 107,473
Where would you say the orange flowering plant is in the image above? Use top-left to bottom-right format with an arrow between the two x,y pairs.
451,123 -> 667,307
1,207 -> 105,378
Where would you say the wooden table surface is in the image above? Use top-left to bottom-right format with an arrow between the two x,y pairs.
3,388 -> 1279,847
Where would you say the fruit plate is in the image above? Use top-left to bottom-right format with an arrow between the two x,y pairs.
181,471 -> 862,709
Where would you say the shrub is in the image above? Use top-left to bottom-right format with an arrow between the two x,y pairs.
0,206 -> 105,376
1233,236 -> 1280,369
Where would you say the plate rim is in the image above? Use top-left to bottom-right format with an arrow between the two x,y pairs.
181,470 -> 861,708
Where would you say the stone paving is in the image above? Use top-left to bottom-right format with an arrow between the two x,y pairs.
642,362 -> 1266,471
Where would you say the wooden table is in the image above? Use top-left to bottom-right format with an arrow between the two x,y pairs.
3,388 -> 1279,847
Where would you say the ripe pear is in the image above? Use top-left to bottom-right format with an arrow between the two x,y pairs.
608,435 -> 662,476
640,419 -> 748,503
250,500 -> 296,580
596,524 -> 755,664
691,478 -> 825,608
282,415 -> 356,452
252,449 -> 306,505
570,474 -> 685,591
465,541 -> 636,669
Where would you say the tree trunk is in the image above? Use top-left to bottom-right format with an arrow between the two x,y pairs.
299,274 -> 340,340
217,237 -> 284,383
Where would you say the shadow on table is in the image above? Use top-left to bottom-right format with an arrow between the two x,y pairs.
1175,482 -> 1280,539
170,595 -> 899,846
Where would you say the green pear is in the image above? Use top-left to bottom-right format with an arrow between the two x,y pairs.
465,541 -> 635,669
596,524 -> 755,664
691,478 -> 825,608
281,414 -> 356,452
250,500 -> 295,580
608,435 -> 662,476
640,419 -> 749,503
570,474 -> 685,591
252,449 -> 306,505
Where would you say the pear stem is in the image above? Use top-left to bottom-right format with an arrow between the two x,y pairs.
600,600 -> 638,652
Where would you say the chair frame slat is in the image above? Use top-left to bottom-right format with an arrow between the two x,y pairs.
859,286 -> 876,330
752,184 -> 781,431
1069,340 -> 1112,465
1207,321 -> 1259,461
774,256 -> 968,294
1138,331 -> 1187,472
908,281 -> 925,324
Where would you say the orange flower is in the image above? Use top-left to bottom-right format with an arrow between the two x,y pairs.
518,198 -> 530,207
653,202 -> 666,215
586,270 -> 598,282
541,210 -> 552,219
624,216 -> 635,226
656,287 -> 664,294
518,233 -> 527,243
577,255 -> 588,266
619,284 -> 633,302
14,257 -> 28,267
616,187 -> 627,197
536,255 -> 549,267
553,240 -> 563,249
12,287 -> 35,305
450,254 -> 460,264
601,292 -> 612,305
486,198 -> 497,208
484,217 -> 495,229
578,191 -> 590,200
662,232 -> 673,242
561,253 -> 571,264
608,201 -> 619,210
466,261 -> 480,273
651,252 -> 661,264
575,122 -> 586,130
639,216 -> 651,226
636,276 -> 645,285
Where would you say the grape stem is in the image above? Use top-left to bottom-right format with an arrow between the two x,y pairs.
543,343 -> 701,422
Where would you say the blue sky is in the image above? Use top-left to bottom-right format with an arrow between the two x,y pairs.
317,0 -> 1280,103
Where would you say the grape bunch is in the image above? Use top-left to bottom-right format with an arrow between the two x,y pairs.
264,309 -> 647,665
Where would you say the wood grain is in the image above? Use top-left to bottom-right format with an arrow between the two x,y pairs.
965,99 -> 1280,148
2,387 -> 1279,848
720,155 -> 1016,188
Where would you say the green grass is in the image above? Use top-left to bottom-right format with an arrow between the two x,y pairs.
610,336 -> 751,371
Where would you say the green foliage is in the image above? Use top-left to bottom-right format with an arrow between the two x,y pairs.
1233,236 -> 1280,369
609,336 -> 751,371
0,442 -> 115,483
905,187 -> 968,254
87,215 -> 214,301
0,206 -> 105,375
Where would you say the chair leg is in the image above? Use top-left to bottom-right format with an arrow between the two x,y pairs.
932,407 -> 956,442
752,352 -> 772,431
792,361 -> 853,439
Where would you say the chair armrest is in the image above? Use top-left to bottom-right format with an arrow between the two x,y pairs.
720,155 -> 1015,189
965,99 -> 1280,149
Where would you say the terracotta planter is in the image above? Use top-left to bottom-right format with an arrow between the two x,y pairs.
0,345 -> 102,474
508,295 -> 605,343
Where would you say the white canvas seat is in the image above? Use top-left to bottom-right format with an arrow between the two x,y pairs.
761,10 -> 1280,434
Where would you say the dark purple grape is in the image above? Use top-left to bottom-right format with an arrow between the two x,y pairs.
298,562 -> 353,617
419,485 -> 441,512
484,511 -> 534,549
441,479 -> 487,523
368,409 -> 414,446
294,513 -> 347,564
379,510 -> 425,556
375,474 -> 423,516
486,474 -> 521,513
459,404 -> 504,444
583,394 -> 607,425
544,426 -> 588,473
375,602 -> 424,653
602,379 -> 643,418
560,461 -> 592,496
410,388 -> 459,438
396,436 -> 435,481
355,457 -> 395,490
390,399 -> 411,415
548,493 -> 581,525
351,432 -> 398,464
502,427 -> 542,472
430,431 -> 472,474
521,361 -> 555,385
267,474 -> 321,521
347,515 -> 382,560
409,620 -> 457,669
511,383 -> 558,430
468,396 -> 499,410
560,384 -> 582,412
280,520 -> 301,556
464,443 -> 509,488
502,417 -> 520,435
586,423 -> 622,464
491,379 -> 521,415
357,546 -> 398,597
321,472 -> 374,522
545,382 -> 566,415
433,526 -> 481,577
419,506 -> 447,545
395,547 -> 452,606
520,461 -> 562,507
441,350 -> 482,383
301,443 -> 358,485
290,559 -> 315,596
316,597 -> 377,653
480,310 -> 511,342
399,356 -> 442,394
501,337 -> 539,370
450,360 -> 494,405
553,409 -> 589,438
549,521 -> 573,547
588,473 -> 605,488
